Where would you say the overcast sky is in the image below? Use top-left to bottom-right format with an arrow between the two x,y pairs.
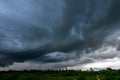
0,0 -> 120,70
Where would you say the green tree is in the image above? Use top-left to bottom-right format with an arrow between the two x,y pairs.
77,74 -> 86,80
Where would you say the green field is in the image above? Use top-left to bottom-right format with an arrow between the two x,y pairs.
0,68 -> 120,80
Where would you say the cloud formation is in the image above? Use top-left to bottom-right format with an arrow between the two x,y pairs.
0,0 -> 120,70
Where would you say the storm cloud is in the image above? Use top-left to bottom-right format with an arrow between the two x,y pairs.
0,0 -> 120,70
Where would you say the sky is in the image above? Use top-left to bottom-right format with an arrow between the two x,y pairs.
0,0 -> 120,70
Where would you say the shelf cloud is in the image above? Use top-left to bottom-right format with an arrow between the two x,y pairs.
0,0 -> 120,70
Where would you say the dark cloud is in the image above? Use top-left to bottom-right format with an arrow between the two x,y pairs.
0,0 -> 120,69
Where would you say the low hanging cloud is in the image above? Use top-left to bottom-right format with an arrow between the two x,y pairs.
0,0 -> 120,70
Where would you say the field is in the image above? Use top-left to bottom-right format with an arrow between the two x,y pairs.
0,68 -> 120,80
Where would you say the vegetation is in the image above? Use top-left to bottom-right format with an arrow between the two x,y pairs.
0,68 -> 120,80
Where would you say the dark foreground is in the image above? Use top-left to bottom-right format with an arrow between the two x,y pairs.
0,68 -> 120,80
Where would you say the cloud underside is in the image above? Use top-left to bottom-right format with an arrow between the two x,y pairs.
0,0 -> 120,70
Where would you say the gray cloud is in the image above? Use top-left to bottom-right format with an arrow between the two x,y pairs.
0,0 -> 120,69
